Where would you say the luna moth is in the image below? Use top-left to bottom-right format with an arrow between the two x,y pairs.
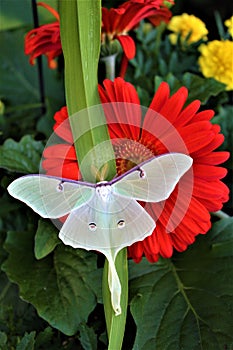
7,153 -> 192,315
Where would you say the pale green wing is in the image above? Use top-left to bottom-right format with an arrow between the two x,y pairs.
112,153 -> 192,202
59,193 -> 155,315
59,193 -> 155,251
7,175 -> 94,218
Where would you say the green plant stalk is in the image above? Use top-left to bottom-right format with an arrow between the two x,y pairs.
103,248 -> 128,349
59,1 -> 128,347
101,53 -> 118,80
59,0 -> 115,182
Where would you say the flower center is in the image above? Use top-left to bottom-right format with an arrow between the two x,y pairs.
114,139 -> 154,175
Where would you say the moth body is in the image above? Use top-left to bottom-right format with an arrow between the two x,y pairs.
96,182 -> 112,202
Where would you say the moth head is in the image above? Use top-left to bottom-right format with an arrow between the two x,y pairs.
96,183 -> 112,201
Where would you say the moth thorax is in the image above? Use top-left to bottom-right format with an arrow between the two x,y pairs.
96,184 -> 112,201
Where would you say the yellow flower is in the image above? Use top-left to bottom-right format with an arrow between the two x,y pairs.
198,40 -> 233,90
225,16 -> 233,38
167,13 -> 208,44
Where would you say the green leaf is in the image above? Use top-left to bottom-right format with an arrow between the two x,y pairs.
129,218 -> 233,350
155,72 -> 226,105
79,323 -> 97,350
182,73 -> 226,104
0,29 -> 64,139
0,30 -> 39,106
210,217 -> 233,257
2,230 -> 100,335
0,195 -> 20,218
136,86 -> 150,107
59,1 -> 101,114
0,0 -> 58,31
212,105 -> 233,165
0,332 -> 7,348
16,332 -> 35,350
0,135 -> 43,173
0,231 -> 44,338
34,219 -> 60,259
34,327 -> 54,349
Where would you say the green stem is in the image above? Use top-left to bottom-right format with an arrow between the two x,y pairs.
101,54 -> 118,80
154,22 -> 167,57
59,0 -> 115,182
214,11 -> 226,40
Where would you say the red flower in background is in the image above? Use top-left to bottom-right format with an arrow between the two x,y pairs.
42,107 -> 80,179
25,2 -> 61,69
102,0 -> 172,58
25,1 -> 172,71
42,78 -> 229,263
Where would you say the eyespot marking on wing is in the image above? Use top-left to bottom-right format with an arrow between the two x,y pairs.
139,169 -> 146,179
56,182 -> 64,192
117,220 -> 125,228
89,222 -> 97,231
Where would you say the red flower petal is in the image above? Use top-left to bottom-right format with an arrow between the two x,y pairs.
158,86 -> 188,125
177,122 -> 215,154
147,82 -> 170,112
174,100 -> 201,127
43,144 -> 76,160
37,2 -> 60,20
193,164 -> 227,180
196,151 -> 229,165
118,0 -> 163,32
42,159 -> 79,180
195,109 -> 215,121
148,7 -> 172,26
128,241 -> 145,263
99,78 -> 141,140
53,108 -> 73,144
24,21 -> 61,68
116,35 -> 136,59
192,133 -> 225,157
193,178 -> 229,200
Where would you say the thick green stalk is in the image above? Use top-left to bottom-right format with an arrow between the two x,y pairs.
58,1 -> 128,348
59,0 -> 115,182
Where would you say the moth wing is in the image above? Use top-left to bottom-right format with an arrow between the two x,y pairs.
112,153 -> 192,202
7,175 -> 94,218
59,193 -> 155,253
59,191 -> 156,317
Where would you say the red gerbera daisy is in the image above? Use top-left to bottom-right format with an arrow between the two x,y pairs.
102,0 -> 172,76
42,106 -> 79,179
25,2 -> 61,69
25,1 -> 172,72
42,78 -> 229,263
102,0 -> 172,58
